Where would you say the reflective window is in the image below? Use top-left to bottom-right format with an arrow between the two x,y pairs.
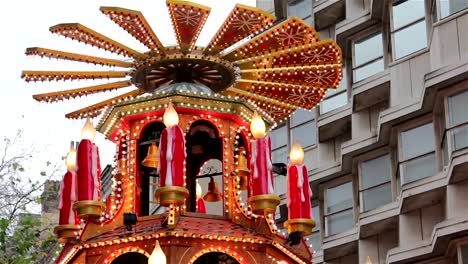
353,33 -> 384,82
291,108 -> 315,127
324,181 -> 354,236
391,0 -> 427,59
447,91 -> 468,151
288,0 -> 313,19
320,65 -> 348,114
308,205 -> 321,250
360,154 -> 393,211
270,125 -> 288,150
272,146 -> 288,164
440,0 -> 468,18
291,121 -> 317,148
399,123 -> 436,184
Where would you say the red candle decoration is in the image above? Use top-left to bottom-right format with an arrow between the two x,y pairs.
286,142 -> 312,220
249,111 -> 275,196
158,103 -> 185,187
197,198 -> 206,214
76,118 -> 102,201
59,143 -> 79,225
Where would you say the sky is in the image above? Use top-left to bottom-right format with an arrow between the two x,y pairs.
0,0 -> 256,179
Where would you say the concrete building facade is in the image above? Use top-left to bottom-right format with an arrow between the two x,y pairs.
257,0 -> 468,263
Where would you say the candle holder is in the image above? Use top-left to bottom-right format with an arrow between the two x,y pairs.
73,200 -> 106,220
247,194 -> 280,214
155,186 -> 189,207
283,218 -> 316,236
54,224 -> 80,243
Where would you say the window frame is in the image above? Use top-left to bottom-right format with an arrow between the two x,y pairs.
442,88 -> 468,162
436,0 -> 468,20
352,30 -> 385,83
322,176 -> 355,237
397,116 -> 438,185
357,149 -> 395,213
389,0 -> 428,60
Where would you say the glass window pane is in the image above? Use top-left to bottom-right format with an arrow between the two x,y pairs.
309,231 -> 322,250
326,66 -> 347,97
291,121 -> 317,148
393,20 -> 427,59
361,154 -> 392,189
401,123 -> 435,160
288,0 -> 312,18
362,183 -> 392,211
452,124 -> 468,151
304,148 -> 317,170
326,209 -> 354,236
401,153 -> 436,184
326,182 -> 353,213
291,108 -> 315,127
275,174 -> 287,196
312,205 -> 320,231
320,92 -> 348,114
272,146 -> 288,164
392,0 -> 425,30
354,58 -> 385,82
441,0 -> 468,18
270,126 -> 288,149
354,33 -> 383,66
448,90 -> 468,127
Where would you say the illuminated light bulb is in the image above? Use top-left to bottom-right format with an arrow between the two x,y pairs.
289,141 -> 304,165
65,141 -> 77,171
163,102 -> 179,128
196,180 -> 202,199
81,117 -> 96,142
250,111 -> 266,139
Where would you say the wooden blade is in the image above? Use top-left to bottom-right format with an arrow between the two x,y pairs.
21,71 -> 128,82
233,79 -> 325,109
220,87 -> 296,121
204,4 -> 275,55
100,6 -> 165,53
166,0 -> 211,51
65,89 -> 141,119
50,23 -> 142,58
235,39 -> 342,70
222,17 -> 319,61
33,80 -> 132,102
25,47 -> 133,67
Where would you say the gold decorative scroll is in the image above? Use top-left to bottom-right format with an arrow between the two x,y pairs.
50,23 -> 142,58
21,71 -> 128,82
33,81 -> 132,103
204,4 -> 275,55
25,47 -> 133,67
100,6 -> 165,53
65,89 -> 141,119
166,0 -> 211,51
222,17 -> 318,61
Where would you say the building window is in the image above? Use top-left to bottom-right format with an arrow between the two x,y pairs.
446,90 -> 468,152
324,181 -> 354,236
307,204 -> 322,250
440,0 -> 468,18
320,66 -> 348,114
359,154 -> 393,212
353,33 -> 384,82
291,122 -> 316,148
391,0 -> 427,60
271,125 -> 288,164
399,122 -> 436,184
288,0 -> 313,20
291,108 -> 314,127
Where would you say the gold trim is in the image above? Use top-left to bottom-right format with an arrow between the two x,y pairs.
54,224 -> 80,243
155,185 -> 189,207
283,218 -> 316,236
73,200 -> 106,220
247,194 -> 280,214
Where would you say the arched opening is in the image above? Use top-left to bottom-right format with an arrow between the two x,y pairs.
186,120 -> 222,212
234,132 -> 250,206
110,252 -> 148,264
196,159 -> 223,215
137,121 -> 166,216
193,252 -> 240,264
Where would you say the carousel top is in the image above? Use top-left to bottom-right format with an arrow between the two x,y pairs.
22,0 -> 342,124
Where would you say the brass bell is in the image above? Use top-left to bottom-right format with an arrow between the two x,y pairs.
237,151 -> 250,190
142,143 -> 159,169
203,177 -> 222,202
